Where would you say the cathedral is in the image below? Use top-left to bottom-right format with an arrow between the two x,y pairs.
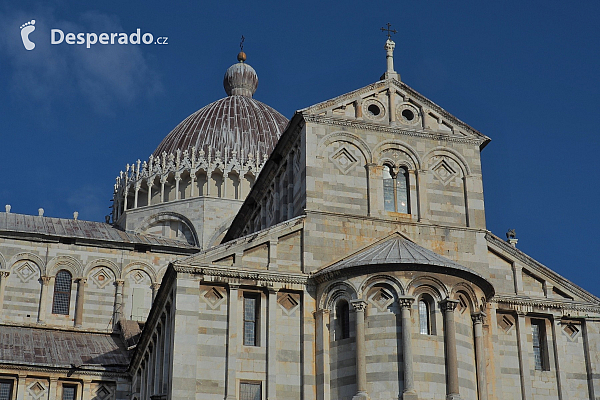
1,34 -> 599,400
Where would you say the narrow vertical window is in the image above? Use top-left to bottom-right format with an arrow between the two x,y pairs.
240,382 -> 261,400
383,165 -> 410,213
243,294 -> 259,346
532,319 -> 549,371
52,270 -> 72,315
383,165 -> 395,212
396,167 -> 409,214
61,385 -> 77,400
0,380 -> 13,400
335,300 -> 350,340
419,298 -> 433,335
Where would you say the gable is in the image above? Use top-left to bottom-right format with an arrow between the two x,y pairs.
301,78 -> 490,149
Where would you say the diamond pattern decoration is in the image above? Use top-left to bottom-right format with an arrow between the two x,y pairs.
431,158 -> 457,186
91,268 -> 112,289
15,262 -> 38,283
369,288 -> 394,312
563,322 -> 581,341
330,146 -> 359,175
498,314 -> 514,333
93,385 -> 112,400
278,293 -> 300,315
203,287 -> 225,310
27,381 -> 47,400
132,271 -> 145,284
457,295 -> 468,314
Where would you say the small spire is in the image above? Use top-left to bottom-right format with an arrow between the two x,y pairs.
380,23 -> 400,81
238,35 -> 246,63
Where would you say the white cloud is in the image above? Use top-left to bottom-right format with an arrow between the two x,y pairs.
0,7 -> 163,114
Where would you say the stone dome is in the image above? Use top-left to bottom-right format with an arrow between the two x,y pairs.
153,55 -> 288,158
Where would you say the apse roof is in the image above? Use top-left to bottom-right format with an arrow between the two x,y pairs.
314,233 -> 494,297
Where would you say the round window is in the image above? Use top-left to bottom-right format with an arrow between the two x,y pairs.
368,104 -> 381,116
402,109 -> 414,121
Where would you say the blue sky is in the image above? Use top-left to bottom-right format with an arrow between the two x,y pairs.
1,1 -> 599,295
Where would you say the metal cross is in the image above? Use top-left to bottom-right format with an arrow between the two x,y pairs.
240,35 -> 245,52
380,23 -> 397,40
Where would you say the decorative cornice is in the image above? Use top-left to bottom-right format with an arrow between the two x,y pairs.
173,264 -> 309,286
494,294 -> 600,314
303,115 -> 486,147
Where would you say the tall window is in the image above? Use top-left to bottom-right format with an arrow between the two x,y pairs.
243,294 -> 259,346
532,319 -> 549,371
240,382 -> 261,400
0,380 -> 13,400
335,300 -> 350,340
418,296 -> 434,335
52,270 -> 72,315
383,165 -> 410,213
61,384 -> 77,400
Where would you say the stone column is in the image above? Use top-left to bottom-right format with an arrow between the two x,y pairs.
582,319 -> 597,400
147,181 -> 153,206
190,172 -> 196,197
82,378 -> 92,400
160,177 -> 166,203
398,297 -> 417,400
134,184 -> 140,208
48,378 -> 59,400
16,373 -> 26,400
74,278 -> 87,327
416,169 -> 429,222
114,280 -> 125,325
267,288 -> 278,400
0,271 -> 10,311
472,312 -> 487,400
37,276 -> 51,324
515,312 -> 531,400
389,88 -> 396,124
123,187 -> 129,211
175,175 -> 181,200
440,299 -> 461,400
512,264 -> 523,295
351,300 -> 369,400
315,309 -> 331,400
226,284 -> 240,400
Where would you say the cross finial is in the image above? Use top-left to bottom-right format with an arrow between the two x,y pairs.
240,35 -> 245,52
380,23 -> 397,40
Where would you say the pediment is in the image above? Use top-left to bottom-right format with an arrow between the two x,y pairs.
300,78 -> 490,148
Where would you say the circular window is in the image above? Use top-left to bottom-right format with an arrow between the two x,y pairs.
402,109 -> 414,121
362,99 -> 386,121
396,103 -> 421,126
368,104 -> 381,116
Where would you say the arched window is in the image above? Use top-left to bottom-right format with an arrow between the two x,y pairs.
418,295 -> 434,335
52,270 -> 72,315
383,165 -> 410,213
335,300 -> 350,340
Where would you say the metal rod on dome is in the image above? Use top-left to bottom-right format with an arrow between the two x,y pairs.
240,35 -> 244,52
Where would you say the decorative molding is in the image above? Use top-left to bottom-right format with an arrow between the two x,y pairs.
303,115 -> 486,147
494,294 -> 600,314
174,265 -> 309,286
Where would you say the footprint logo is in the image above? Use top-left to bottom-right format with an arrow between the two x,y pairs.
20,20 -> 36,50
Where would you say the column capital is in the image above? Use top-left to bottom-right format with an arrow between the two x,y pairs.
350,299 -> 368,312
151,282 -> 161,290
0,271 -> 9,278
397,296 -> 415,309
314,308 -> 331,318
228,283 -> 240,290
440,299 -> 459,313
115,279 -> 125,286
471,311 -> 487,324
40,275 -> 51,285
75,277 -> 87,284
